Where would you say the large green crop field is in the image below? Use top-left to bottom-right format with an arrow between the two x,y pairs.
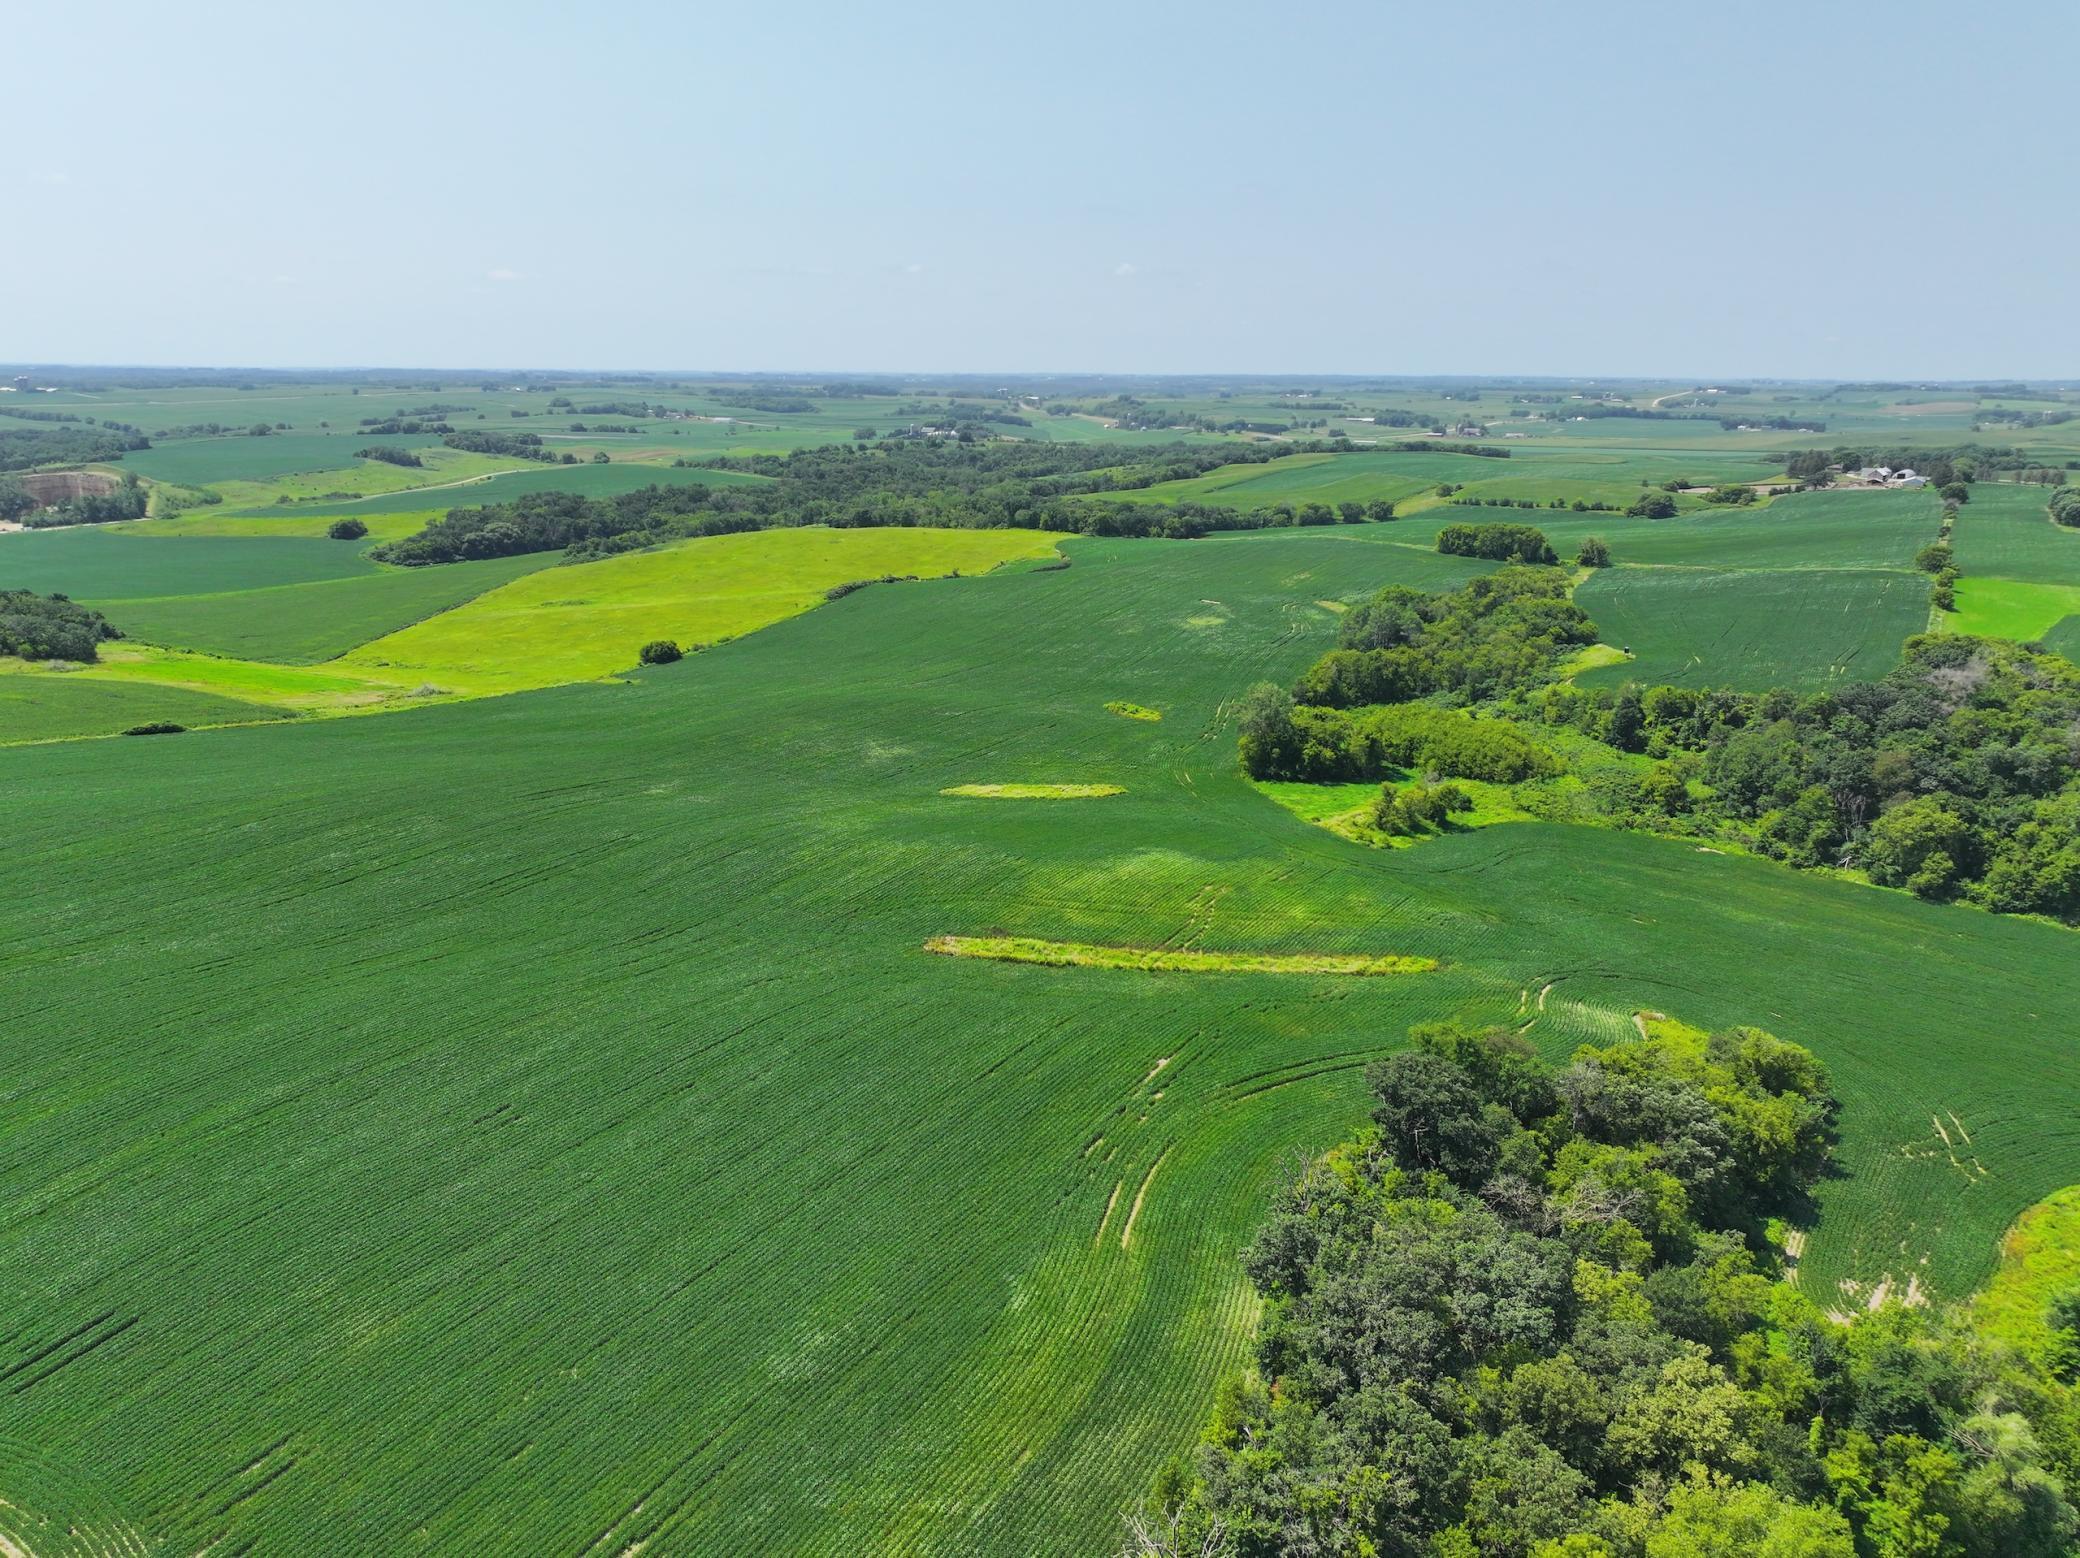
1576,566 -> 1934,690
1946,482 -> 2080,641
6,525 -> 2080,1554
96,551 -> 559,663
122,431 -> 438,486
0,526 -> 381,596
0,667 -> 288,743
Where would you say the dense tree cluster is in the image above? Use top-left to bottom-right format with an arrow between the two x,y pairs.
1437,524 -> 1560,564
1240,686 -> 1560,785
1719,415 -> 1828,432
2050,490 -> 2080,528
1142,1019 -> 2080,1558
357,418 -> 453,436
1274,570 -> 1594,720
0,591 -> 122,661
0,474 -> 34,521
0,425 -> 151,472
355,445 -> 423,468
1541,636 -> 2080,918
440,429 -> 560,462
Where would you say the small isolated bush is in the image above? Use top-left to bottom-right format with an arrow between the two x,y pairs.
328,517 -> 369,540
639,640 -> 683,666
123,721 -> 187,736
1373,780 -> 1474,835
1576,536 -> 1611,568
1626,490 -> 1678,518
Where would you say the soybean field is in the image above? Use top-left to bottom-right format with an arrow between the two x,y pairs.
4,528 -> 2079,1555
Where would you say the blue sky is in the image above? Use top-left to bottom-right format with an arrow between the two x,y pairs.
10,0 -> 2074,377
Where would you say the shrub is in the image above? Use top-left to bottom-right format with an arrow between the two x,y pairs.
122,721 -> 187,736
1374,779 -> 1474,835
328,517 -> 370,540
1627,491 -> 1679,518
1577,536 -> 1611,568
638,640 -> 683,666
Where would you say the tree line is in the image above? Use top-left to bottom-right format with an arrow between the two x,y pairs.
369,441 -> 1412,565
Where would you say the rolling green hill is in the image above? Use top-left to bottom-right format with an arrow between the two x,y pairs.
3,528 -> 2077,1554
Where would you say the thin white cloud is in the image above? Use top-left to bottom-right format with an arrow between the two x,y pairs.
487,267 -> 524,283
32,170 -> 71,187
1113,261 -> 1137,277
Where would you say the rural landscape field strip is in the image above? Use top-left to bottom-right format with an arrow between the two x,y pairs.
6,527 -> 2080,1551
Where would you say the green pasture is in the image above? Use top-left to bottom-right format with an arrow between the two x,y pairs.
0,525 -> 379,597
99,552 -> 558,664
4,525 -> 2079,1554
1575,565 -> 1931,691
1947,577 -> 2080,642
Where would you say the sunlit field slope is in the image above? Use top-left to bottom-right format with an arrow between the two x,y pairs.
4,528 -> 2079,1554
336,524 -> 1062,693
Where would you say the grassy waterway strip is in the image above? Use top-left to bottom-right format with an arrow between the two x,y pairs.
925,935 -> 1438,976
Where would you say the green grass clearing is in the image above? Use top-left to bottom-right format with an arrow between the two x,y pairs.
1946,577 -> 2080,641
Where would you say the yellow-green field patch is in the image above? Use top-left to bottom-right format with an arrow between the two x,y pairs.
1970,1185 -> 2080,1362
1103,701 -> 1162,721
924,935 -> 1437,976
1946,577 -> 2080,642
337,526 -> 1061,696
1,645 -> 426,715
1253,778 -> 1538,848
1557,642 -> 1633,679
940,783 -> 1125,799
